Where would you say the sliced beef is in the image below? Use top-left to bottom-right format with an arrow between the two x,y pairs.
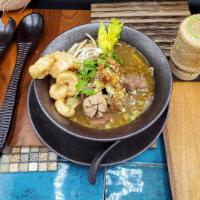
109,98 -> 123,111
124,73 -> 147,90
83,94 -> 107,118
89,113 -> 110,128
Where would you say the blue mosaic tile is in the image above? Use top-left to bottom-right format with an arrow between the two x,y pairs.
0,162 -> 104,200
127,135 -> 167,164
105,163 -> 172,200
0,136 -> 169,200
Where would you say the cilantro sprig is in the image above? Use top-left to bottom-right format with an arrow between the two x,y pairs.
68,60 -> 97,111
76,59 -> 97,96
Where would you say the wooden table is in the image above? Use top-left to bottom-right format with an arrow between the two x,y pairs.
1,3 -> 200,200
164,82 -> 200,200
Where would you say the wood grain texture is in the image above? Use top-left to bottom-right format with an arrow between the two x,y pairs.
0,9 -> 90,146
164,83 -> 200,200
91,1 -> 190,56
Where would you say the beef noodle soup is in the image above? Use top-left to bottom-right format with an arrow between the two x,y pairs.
29,19 -> 154,130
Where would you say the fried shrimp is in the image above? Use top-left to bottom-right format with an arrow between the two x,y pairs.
29,51 -> 77,79
29,55 -> 55,79
56,72 -> 78,97
49,51 -> 77,78
49,84 -> 69,100
55,98 -> 79,117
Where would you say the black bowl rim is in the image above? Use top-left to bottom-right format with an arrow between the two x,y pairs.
28,82 -> 169,166
34,22 -> 173,142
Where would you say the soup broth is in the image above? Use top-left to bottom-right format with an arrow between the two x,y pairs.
70,42 -> 154,129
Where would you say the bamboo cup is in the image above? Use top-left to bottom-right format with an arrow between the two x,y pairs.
170,14 -> 200,80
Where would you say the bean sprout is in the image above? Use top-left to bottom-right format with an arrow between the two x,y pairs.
85,33 -> 97,46
67,33 -> 102,63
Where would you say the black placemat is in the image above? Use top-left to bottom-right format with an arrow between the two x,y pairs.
29,0 -> 91,10
29,0 -> 200,14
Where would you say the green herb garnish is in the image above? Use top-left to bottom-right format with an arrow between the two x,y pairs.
98,18 -> 123,54
76,59 -> 97,96
111,52 -> 123,64
69,60 -> 97,110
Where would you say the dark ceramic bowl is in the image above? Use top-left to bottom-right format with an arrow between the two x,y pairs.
34,23 -> 172,142
29,82 -> 169,166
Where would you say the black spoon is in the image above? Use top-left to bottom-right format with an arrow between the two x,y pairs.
88,140 -> 121,184
0,13 -> 44,153
0,13 -> 16,57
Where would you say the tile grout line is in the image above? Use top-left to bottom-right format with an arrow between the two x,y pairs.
103,167 -> 107,200
117,162 -> 167,168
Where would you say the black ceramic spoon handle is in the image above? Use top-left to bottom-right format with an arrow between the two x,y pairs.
88,140 -> 121,185
0,42 -> 32,152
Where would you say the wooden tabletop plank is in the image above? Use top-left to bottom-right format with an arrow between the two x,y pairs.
0,9 -> 90,146
164,82 -> 200,200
